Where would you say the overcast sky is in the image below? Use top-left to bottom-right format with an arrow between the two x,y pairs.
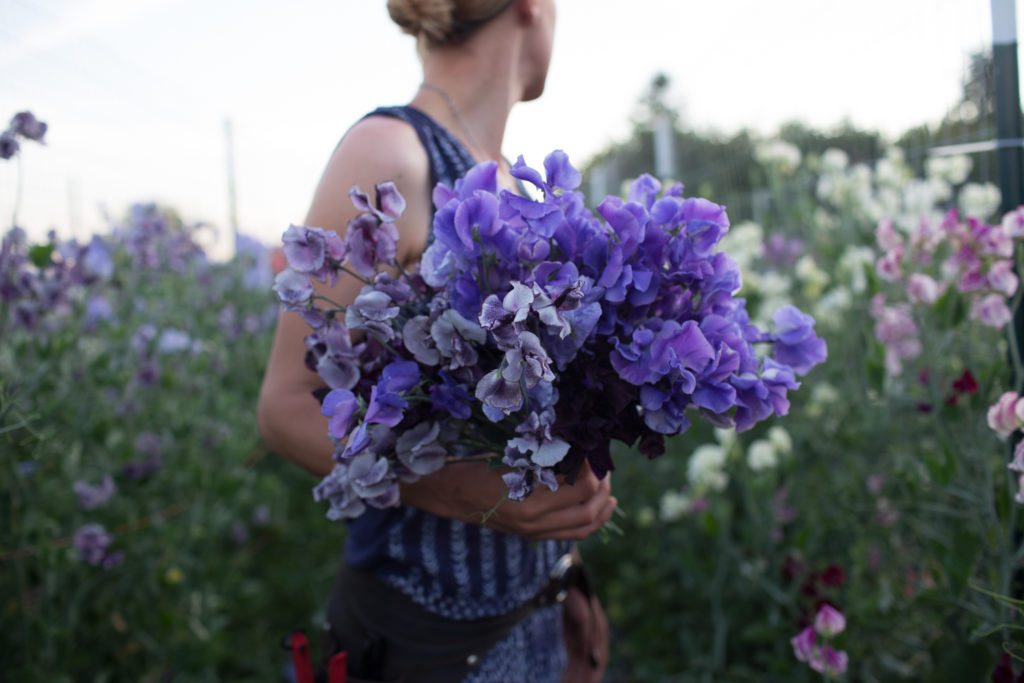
0,0 -> 1009,257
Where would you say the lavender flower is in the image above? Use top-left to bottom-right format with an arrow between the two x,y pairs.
10,111 -> 47,141
72,475 -> 116,510
0,132 -> 18,160
73,524 -> 118,567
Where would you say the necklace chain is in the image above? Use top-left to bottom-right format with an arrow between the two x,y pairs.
419,81 -> 498,167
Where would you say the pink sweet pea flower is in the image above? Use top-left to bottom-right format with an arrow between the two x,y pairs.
1002,207 -> 1024,239
810,646 -> 850,678
970,294 -> 1013,329
875,248 -> 903,282
875,218 -> 903,251
989,392 -> 1021,437
957,267 -> 987,293
988,260 -> 1019,297
1008,441 -> 1024,473
906,273 -> 943,305
790,626 -> 816,663
814,604 -> 847,637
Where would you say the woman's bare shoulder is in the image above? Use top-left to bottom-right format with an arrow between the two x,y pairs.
305,112 -> 433,264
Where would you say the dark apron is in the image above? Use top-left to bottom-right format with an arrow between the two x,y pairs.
317,558 -> 587,683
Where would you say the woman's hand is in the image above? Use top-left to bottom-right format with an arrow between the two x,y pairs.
400,460 -> 616,541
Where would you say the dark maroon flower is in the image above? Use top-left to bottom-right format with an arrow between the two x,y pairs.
820,564 -> 846,587
952,369 -> 979,395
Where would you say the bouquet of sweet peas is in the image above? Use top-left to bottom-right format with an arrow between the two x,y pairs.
272,151 -> 827,520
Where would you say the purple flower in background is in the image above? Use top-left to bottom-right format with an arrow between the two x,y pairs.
770,306 -> 827,375
121,454 -> 162,480
252,505 -> 272,527
73,475 -> 116,510
73,524 -> 117,567
10,111 -> 48,141
157,328 -> 191,354
83,296 -> 114,331
79,235 -> 114,281
0,132 -> 18,159
282,224 -> 347,284
322,388 -> 359,439
764,233 -> 804,267
906,273 -> 943,305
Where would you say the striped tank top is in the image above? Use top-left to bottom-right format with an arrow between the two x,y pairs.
344,105 -> 573,622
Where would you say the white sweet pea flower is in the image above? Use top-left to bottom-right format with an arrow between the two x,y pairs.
659,490 -> 692,522
687,444 -> 728,492
768,426 -> 793,455
747,440 -> 778,472
960,182 -> 1002,219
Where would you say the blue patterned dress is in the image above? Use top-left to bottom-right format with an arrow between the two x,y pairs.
345,105 -> 572,682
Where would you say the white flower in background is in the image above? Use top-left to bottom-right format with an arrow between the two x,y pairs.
756,140 -> 802,174
747,439 -> 778,472
806,382 -> 840,418
838,246 -> 876,294
814,207 -> 839,232
714,427 -> 737,451
814,287 -> 853,329
874,158 -> 904,188
820,148 -> 849,174
902,179 -> 949,217
687,444 -> 729,492
635,506 -> 656,527
659,490 -> 692,522
768,426 -> 793,455
718,221 -> 764,272
960,182 -> 1002,219
795,255 -> 830,298
926,154 -> 972,186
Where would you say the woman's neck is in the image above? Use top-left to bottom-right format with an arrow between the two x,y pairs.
410,36 -> 522,165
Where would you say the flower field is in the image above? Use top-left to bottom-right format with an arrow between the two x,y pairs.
3,115 -> 1024,681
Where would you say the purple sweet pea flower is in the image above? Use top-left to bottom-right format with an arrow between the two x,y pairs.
10,111 -> 48,141
282,224 -> 347,284
72,475 -> 116,510
349,453 -> 400,508
80,235 -> 114,281
611,320 -> 715,386
396,421 -> 448,475
770,306 -> 828,375
306,319 -> 363,390
430,371 -> 474,419
0,132 -> 18,160
346,287 -> 400,341
313,462 -> 366,519
322,388 -> 359,439
73,523 -> 116,566
503,331 -> 555,389
501,451 -> 560,501
120,453 -> 163,480
475,368 -> 525,415
345,213 -> 400,278
364,361 -> 420,427
431,309 -> 486,370
273,268 -> 314,310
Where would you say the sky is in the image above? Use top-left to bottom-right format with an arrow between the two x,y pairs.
0,0 -> 1009,258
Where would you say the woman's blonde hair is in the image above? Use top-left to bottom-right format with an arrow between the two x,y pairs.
387,0 -> 514,47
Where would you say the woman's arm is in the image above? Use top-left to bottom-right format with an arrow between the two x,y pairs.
257,117 -> 616,540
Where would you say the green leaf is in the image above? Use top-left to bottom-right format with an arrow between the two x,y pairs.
28,244 -> 55,268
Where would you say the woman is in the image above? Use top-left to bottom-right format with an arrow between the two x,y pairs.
257,1 -> 613,680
